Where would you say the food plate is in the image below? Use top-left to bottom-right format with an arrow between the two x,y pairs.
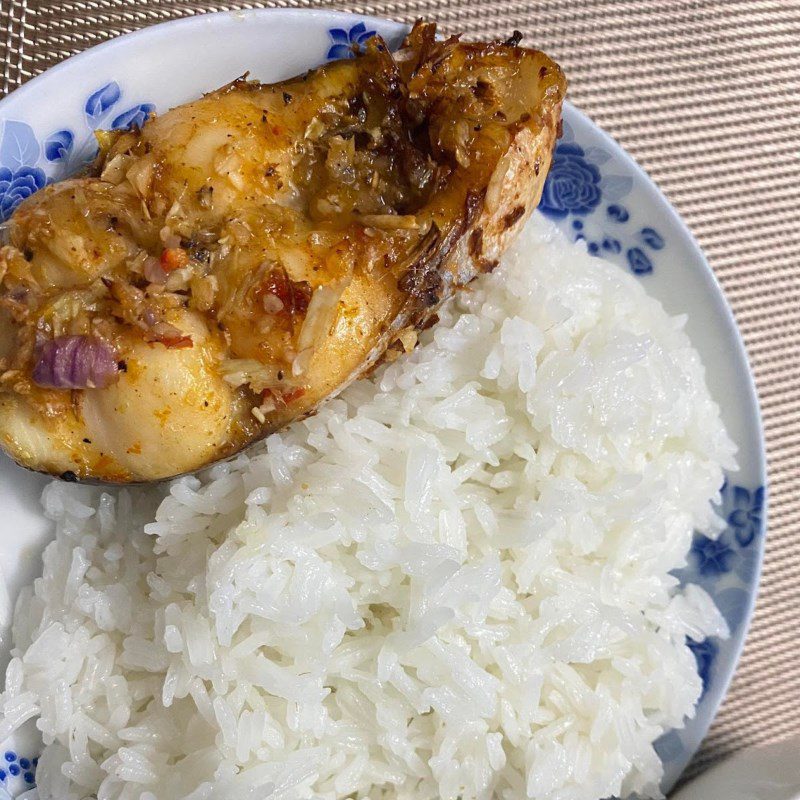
0,9 -> 766,796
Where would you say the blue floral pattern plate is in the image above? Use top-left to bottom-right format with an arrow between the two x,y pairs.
0,10 -> 766,797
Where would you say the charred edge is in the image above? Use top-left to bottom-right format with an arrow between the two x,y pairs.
416,313 -> 440,331
503,205 -> 526,230
473,80 -> 494,102
398,190 -> 485,307
396,23 -> 459,89
397,224 -> 444,304
218,74 -> 252,95
469,228 -> 484,258
464,189 -> 485,227
505,30 -> 523,47
423,277 -> 443,307
363,42 -> 404,101
60,470 -> 78,482
412,24 -> 439,73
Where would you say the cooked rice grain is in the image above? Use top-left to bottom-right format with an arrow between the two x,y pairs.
1,214 -> 734,800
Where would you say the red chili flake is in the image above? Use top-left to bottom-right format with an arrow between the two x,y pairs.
261,386 -> 306,408
258,267 -> 312,317
146,322 -> 193,349
279,386 -> 306,404
160,248 -> 189,273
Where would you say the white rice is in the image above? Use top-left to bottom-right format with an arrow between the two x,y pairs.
0,214 -> 735,800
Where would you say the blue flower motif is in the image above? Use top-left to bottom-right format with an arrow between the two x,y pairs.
607,203 -> 630,222
44,129 -> 74,162
327,22 -> 376,60
0,749 -> 37,792
687,636 -> 717,697
0,165 -> 47,220
111,103 -> 156,131
0,85 -> 154,219
627,246 -> 653,275
545,133 -> 662,275
640,226 -> 665,250
0,121 -> 40,172
691,532 -> 736,576
727,485 -> 764,547
539,143 -> 602,219
85,81 -> 121,126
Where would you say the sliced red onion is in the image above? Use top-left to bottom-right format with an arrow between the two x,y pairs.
143,255 -> 168,284
32,336 -> 119,390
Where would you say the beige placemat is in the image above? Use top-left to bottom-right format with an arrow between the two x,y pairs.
1,0 -> 799,786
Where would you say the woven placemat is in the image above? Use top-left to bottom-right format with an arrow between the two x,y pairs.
1,0 -> 799,787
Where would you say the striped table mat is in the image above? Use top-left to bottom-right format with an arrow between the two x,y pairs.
1,0 -> 798,786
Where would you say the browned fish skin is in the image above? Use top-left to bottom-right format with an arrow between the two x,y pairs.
0,21 -> 566,483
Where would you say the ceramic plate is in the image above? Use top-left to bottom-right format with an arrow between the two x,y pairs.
0,10 -> 766,797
